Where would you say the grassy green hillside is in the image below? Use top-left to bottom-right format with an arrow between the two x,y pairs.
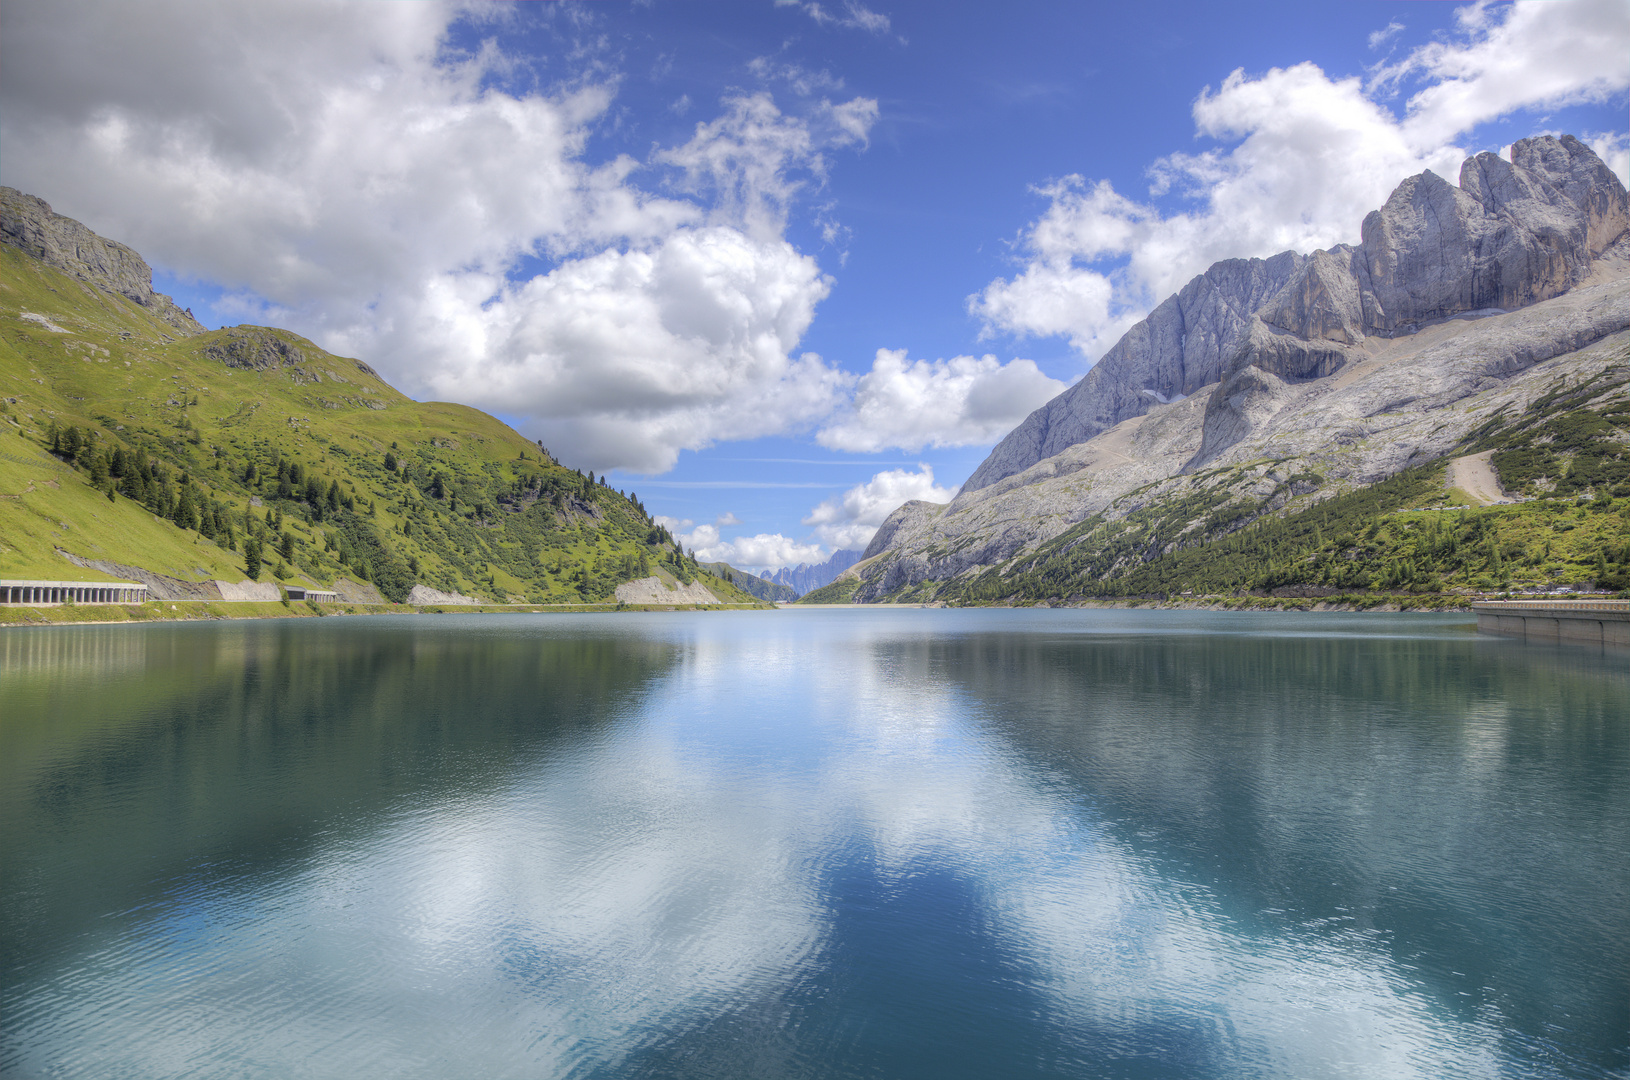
0,243 -> 760,605
861,360 -> 1630,606
797,576 -> 862,604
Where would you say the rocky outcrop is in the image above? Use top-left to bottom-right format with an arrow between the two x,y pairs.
863,501 -> 945,558
0,187 -> 205,335
614,576 -> 723,605
330,577 -> 388,604
405,584 -> 482,605
195,325 -> 383,383
965,135 -> 1629,493
198,326 -> 311,370
213,579 -> 281,601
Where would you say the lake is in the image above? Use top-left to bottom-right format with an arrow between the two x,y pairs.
2,609 -> 1626,1079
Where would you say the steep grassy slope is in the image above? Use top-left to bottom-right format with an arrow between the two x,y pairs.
0,244 -> 759,604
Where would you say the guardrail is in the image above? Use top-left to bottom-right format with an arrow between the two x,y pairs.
1471,600 -> 1629,614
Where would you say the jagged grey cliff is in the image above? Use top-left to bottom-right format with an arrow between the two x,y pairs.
767,549 -> 862,596
852,135 -> 1630,601
0,186 -> 205,335
966,135 -> 1627,491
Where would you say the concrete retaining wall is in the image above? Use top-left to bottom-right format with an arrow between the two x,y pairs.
1473,601 -> 1630,648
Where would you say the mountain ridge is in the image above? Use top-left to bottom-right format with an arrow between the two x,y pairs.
0,187 -> 206,337
765,548 -> 862,597
0,191 -> 766,607
848,134 -> 1629,602
965,134 -> 1628,492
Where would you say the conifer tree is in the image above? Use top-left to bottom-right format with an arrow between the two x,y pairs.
175,485 -> 199,531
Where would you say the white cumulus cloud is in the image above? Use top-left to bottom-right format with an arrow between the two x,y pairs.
655,517 -> 826,572
1379,0 -> 1630,148
653,464 -> 957,565
0,0 -> 876,476
817,348 -> 1067,453
802,465 -> 955,550
362,226 -> 853,474
972,0 -> 1630,365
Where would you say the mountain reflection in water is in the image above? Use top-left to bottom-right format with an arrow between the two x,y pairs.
2,610 -> 1625,1079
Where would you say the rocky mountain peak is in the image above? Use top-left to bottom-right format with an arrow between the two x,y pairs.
964,135 -> 1628,493
766,549 -> 864,596
0,187 -> 205,336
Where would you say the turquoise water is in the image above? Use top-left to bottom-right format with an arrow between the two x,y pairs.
1,610 -> 1626,1078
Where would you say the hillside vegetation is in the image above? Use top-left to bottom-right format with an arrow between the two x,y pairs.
0,244 -> 759,605
852,362 -> 1630,605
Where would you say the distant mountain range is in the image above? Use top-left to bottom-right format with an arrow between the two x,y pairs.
700,562 -> 797,603
763,549 -> 862,598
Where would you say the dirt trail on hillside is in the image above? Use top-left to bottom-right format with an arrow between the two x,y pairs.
1446,451 -> 1512,504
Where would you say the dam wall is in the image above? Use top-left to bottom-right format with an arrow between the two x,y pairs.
1472,600 -> 1629,648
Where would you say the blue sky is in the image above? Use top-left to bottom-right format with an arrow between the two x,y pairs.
3,0 -> 1627,569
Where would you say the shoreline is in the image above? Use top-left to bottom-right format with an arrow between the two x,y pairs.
4,591 -> 1617,628
0,599 -> 774,628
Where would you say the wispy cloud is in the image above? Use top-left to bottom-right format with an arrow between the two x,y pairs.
1368,20 -> 1404,50
774,0 -> 894,37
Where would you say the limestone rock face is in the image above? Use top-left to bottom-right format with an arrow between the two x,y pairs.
964,252 -> 1304,491
1510,133 -> 1630,257
213,580 -> 282,602
964,135 -> 1629,494
1259,248 -> 1365,344
1355,169 -> 1515,333
405,584 -> 482,605
862,500 -> 946,559
614,576 -> 723,605
1187,363 -> 1296,469
0,187 -> 205,335
849,281 -> 1628,601
854,135 -> 1630,601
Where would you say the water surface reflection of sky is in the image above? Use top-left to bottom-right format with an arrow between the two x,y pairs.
1,611 -> 1625,1079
